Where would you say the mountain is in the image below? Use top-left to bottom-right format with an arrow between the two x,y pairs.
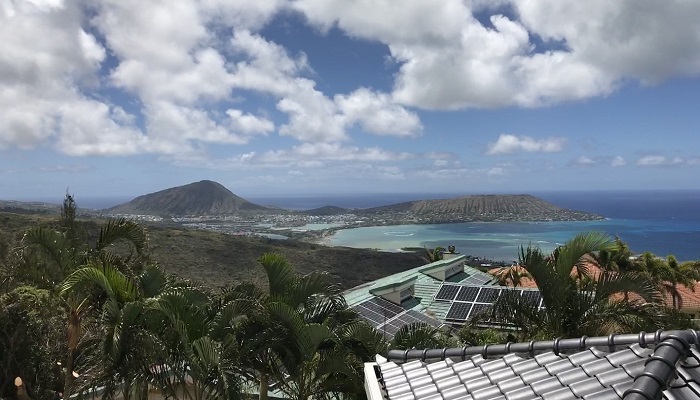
107,180 -> 269,216
362,194 -> 601,221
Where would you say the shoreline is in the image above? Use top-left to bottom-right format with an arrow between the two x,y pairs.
304,218 -> 607,248
309,219 -> 700,262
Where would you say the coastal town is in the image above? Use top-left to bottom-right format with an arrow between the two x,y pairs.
102,203 -> 604,246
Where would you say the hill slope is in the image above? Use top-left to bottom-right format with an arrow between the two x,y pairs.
107,180 -> 269,216
300,206 -> 352,216
0,211 -> 428,289
363,194 -> 600,221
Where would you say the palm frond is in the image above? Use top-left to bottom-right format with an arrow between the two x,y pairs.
138,264 -> 168,298
259,253 -> 294,296
594,271 -> 662,304
60,262 -> 139,304
391,323 -> 444,350
22,226 -> 78,274
555,231 -> 612,279
95,218 -> 148,256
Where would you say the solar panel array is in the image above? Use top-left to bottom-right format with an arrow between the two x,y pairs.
435,284 -> 460,301
460,273 -> 495,286
456,286 -> 479,302
438,285 -> 544,323
350,297 -> 405,327
351,297 -> 444,339
377,310 -> 443,338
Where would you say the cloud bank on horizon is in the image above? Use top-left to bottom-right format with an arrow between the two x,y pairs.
1,0 -> 699,196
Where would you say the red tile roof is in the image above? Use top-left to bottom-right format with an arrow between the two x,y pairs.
489,264 -> 700,310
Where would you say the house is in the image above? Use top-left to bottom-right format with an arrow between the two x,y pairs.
343,254 -> 531,337
487,265 -> 700,318
364,330 -> 700,400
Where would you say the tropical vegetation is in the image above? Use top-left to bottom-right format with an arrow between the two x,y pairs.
483,232 -> 700,339
1,195 -> 699,400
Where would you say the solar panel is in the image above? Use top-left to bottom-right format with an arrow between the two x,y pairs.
379,320 -> 404,338
461,270 -> 496,285
455,286 -> 479,302
468,303 -> 492,320
350,297 -> 404,327
351,305 -> 386,326
375,310 -> 442,339
476,287 -> 501,303
435,284 -> 460,301
404,310 -> 442,326
522,290 -> 542,307
446,302 -> 472,320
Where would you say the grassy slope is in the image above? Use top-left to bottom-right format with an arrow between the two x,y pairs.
1,212 -> 427,290
146,224 -> 426,289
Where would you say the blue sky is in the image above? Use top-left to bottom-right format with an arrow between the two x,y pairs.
1,0 -> 700,203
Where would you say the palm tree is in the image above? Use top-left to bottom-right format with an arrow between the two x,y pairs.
233,253 -> 348,400
19,216 -> 149,397
226,253 -> 370,400
60,262 -> 165,399
61,259 -> 241,400
424,246 -> 446,263
488,232 -> 662,338
631,252 -> 700,310
391,323 -> 456,350
148,287 -> 243,400
492,264 -> 530,287
659,255 -> 700,309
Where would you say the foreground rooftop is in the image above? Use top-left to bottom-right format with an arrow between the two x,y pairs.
365,330 -> 700,400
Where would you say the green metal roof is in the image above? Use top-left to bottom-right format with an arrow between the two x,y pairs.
343,255 -> 496,322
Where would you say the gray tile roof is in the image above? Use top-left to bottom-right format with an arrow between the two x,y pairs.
366,331 -> 700,400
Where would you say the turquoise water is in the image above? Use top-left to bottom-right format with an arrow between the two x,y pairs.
327,219 -> 700,262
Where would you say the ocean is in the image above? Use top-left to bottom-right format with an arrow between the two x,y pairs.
251,190 -> 700,262
76,190 -> 700,262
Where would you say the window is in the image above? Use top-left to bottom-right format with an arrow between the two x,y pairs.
400,287 -> 413,301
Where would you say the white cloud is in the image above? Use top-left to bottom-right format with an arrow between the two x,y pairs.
335,88 -> 422,137
636,155 -> 691,166
611,156 -> 627,167
254,143 -> 415,165
232,32 -> 421,142
226,110 -> 275,135
486,134 -> 566,155
276,80 -> 348,142
415,165 -> 509,180
0,0 -> 420,158
573,156 -> 596,166
35,164 -> 92,173
294,0 -> 700,109
0,0 -> 136,153
200,0 -> 285,31
637,155 -> 667,166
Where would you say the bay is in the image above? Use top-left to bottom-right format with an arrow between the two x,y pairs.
325,190 -> 700,262
326,219 -> 700,262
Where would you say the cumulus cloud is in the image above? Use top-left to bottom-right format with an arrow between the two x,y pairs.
637,155 -> 688,166
249,142 -> 415,165
335,88 -> 422,137
4,0 -> 700,171
294,0 -> 700,109
611,156 -> 627,167
0,0 -> 420,158
573,156 -> 596,166
0,0 -> 142,153
486,134 -> 566,155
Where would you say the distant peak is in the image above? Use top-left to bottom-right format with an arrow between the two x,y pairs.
106,180 -> 268,216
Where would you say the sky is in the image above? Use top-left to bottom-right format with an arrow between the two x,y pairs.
1,0 -> 700,203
